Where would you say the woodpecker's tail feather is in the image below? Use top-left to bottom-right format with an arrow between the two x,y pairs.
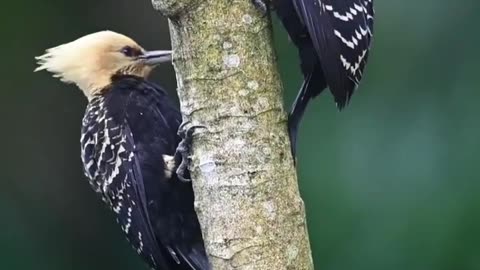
288,75 -> 311,159
288,69 -> 327,159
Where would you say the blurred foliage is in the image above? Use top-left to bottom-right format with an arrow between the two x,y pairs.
1,0 -> 479,269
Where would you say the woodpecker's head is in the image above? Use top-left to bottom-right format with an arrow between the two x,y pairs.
35,31 -> 171,99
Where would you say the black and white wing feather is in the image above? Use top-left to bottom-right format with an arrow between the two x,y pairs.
292,0 -> 375,107
80,96 -> 171,270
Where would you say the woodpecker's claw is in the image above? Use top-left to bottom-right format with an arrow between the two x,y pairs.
251,0 -> 270,16
174,121 -> 207,182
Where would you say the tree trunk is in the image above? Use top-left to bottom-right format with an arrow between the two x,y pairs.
152,0 -> 314,269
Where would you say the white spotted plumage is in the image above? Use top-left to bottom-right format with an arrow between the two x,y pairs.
292,0 -> 374,101
319,0 -> 374,84
80,95 -> 165,269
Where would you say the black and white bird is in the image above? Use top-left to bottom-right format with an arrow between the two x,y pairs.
35,31 -> 209,270
254,0 -> 375,155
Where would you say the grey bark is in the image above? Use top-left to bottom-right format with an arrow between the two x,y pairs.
152,0 -> 314,269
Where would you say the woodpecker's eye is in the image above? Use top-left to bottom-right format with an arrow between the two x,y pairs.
121,46 -> 141,57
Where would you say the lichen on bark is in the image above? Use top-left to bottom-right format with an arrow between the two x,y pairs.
152,0 -> 314,269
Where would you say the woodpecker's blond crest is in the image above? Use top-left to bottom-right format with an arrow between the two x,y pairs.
35,31 -> 157,99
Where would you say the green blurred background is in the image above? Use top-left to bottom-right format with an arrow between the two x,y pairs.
1,0 -> 479,269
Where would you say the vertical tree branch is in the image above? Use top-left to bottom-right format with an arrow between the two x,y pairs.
152,0 -> 314,269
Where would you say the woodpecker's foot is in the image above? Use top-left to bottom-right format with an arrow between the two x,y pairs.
251,0 -> 270,16
174,121 -> 207,182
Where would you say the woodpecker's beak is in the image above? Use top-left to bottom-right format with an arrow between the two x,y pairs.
141,50 -> 172,65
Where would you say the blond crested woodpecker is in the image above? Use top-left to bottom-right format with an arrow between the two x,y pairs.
35,31 -> 209,270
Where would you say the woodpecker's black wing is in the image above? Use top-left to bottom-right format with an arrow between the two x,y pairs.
81,95 -> 172,269
292,0 -> 374,107
81,76 -> 208,270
